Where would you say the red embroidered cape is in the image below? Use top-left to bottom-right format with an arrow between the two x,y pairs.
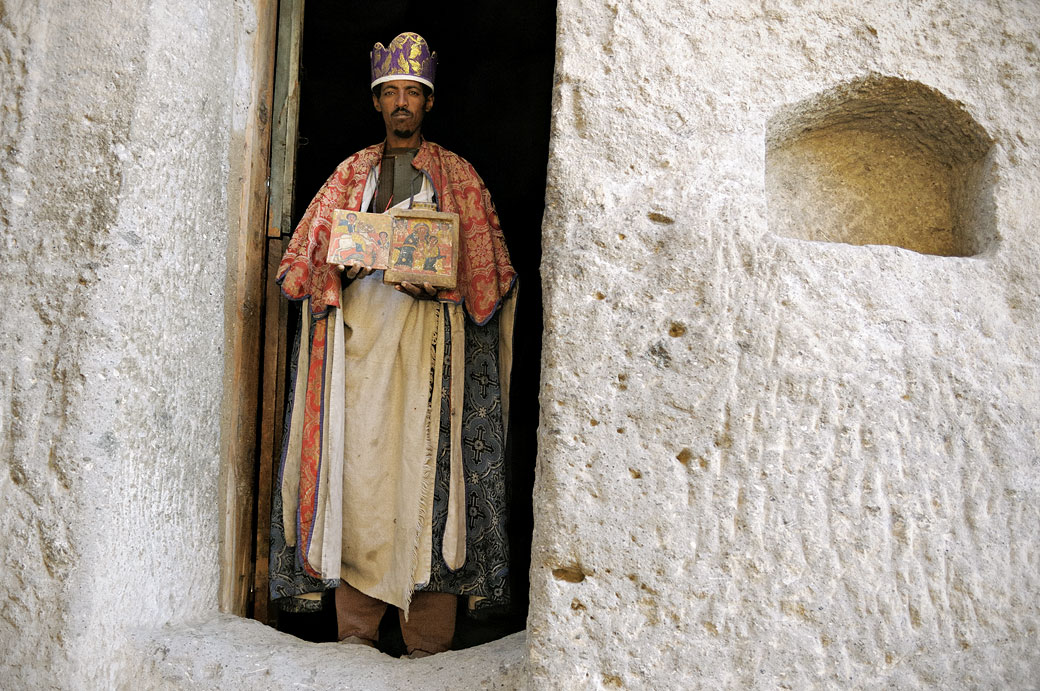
277,140 -> 516,325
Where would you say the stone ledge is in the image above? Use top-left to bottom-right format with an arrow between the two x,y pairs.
126,614 -> 528,690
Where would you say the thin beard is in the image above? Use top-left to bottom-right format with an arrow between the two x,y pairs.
393,126 -> 418,139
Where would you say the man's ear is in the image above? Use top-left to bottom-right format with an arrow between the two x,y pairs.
373,93 -> 382,112
425,93 -> 435,112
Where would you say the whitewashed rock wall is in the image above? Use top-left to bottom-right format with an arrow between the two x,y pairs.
0,1 -> 242,687
3,0 -> 1038,689
530,0 -> 1040,688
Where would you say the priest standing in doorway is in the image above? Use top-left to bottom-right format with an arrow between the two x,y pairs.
270,32 -> 517,658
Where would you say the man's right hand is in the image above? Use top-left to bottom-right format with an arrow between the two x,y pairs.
338,262 -> 373,280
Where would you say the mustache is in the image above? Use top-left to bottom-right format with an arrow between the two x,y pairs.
392,107 -> 412,116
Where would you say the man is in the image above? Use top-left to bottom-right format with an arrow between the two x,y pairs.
270,32 -> 517,658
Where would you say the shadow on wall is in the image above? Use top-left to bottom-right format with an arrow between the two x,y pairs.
766,74 -> 996,257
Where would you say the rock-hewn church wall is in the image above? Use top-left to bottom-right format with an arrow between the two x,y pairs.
530,0 -> 1040,688
2,0 -> 1037,689
0,1 -> 243,686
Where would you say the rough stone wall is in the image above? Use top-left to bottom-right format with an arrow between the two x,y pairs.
531,0 -> 1040,688
4,0 -> 1038,688
0,1 -> 245,687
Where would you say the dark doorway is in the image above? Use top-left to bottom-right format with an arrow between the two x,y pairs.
273,1 -> 555,651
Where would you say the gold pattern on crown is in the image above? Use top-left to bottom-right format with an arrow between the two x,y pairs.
371,32 -> 436,88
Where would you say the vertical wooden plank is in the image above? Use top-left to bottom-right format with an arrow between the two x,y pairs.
253,0 -> 294,619
253,236 -> 287,624
252,0 -> 304,624
219,0 -> 279,617
266,0 -> 295,238
279,0 -> 305,235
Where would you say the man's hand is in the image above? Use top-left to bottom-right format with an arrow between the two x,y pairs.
395,281 -> 437,299
336,262 -> 374,280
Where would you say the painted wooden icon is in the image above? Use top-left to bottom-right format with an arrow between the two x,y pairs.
383,207 -> 459,289
326,210 -> 393,270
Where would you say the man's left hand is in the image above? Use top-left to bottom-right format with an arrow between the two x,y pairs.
396,281 -> 438,299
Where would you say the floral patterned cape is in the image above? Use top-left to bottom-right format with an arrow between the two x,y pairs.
277,140 -> 516,326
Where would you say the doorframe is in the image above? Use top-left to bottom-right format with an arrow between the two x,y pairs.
218,0 -> 304,618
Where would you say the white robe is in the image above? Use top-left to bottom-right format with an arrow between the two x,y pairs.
283,173 -> 468,615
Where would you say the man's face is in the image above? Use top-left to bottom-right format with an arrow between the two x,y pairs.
373,80 -> 433,141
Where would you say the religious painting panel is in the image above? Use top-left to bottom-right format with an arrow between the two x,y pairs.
326,209 -> 393,270
383,208 -> 459,289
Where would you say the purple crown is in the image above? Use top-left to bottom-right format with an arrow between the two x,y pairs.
370,32 -> 437,92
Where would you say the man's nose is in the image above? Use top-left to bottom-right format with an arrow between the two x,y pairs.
394,90 -> 409,107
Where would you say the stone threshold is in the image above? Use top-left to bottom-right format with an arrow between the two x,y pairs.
126,613 -> 527,690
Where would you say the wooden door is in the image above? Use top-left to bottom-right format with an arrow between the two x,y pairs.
250,0 -> 305,625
